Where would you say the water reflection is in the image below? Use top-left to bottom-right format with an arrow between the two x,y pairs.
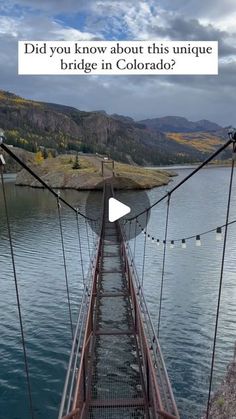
0,167 -> 236,419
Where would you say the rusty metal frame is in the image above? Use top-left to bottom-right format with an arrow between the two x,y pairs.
58,187 -> 105,419
120,224 -> 180,418
58,237 -> 102,419
59,184 -> 179,419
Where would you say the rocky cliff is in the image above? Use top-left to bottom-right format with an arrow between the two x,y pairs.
0,90 -> 221,166
202,344 -> 236,419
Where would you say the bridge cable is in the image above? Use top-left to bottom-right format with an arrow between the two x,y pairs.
141,210 -> 149,287
132,219 -> 138,262
128,220 -> 132,242
0,142 -> 96,221
157,193 -> 171,338
127,137 -> 233,221
85,219 -> 91,260
75,210 -> 85,287
57,195 -> 74,341
0,164 -> 35,419
206,140 -> 236,418
91,220 -> 96,247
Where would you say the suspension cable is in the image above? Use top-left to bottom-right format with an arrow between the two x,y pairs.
132,219 -> 138,263
157,194 -> 171,338
85,219 -> 91,260
91,220 -> 96,247
0,162 -> 35,419
128,220 -> 131,242
75,210 -> 85,287
206,141 -> 236,418
0,142 -> 96,221
141,210 -> 149,287
57,195 -> 74,340
127,137 -> 233,221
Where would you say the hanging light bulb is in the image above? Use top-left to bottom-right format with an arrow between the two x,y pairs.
157,239 -> 160,246
147,234 -> 151,240
163,240 -> 166,248
196,235 -> 201,246
152,237 -> 155,243
182,239 -> 186,249
170,240 -> 174,249
216,227 -> 222,241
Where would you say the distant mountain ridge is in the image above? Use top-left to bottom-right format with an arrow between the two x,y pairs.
139,116 -> 223,133
0,90 -> 229,166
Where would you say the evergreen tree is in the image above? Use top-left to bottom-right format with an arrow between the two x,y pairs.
42,148 -> 48,159
72,152 -> 80,169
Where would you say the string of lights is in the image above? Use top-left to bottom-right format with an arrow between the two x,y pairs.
122,131 -> 236,248
123,217 -> 236,248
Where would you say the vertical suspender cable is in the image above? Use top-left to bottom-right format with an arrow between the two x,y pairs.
122,220 -> 127,242
132,219 -> 138,262
91,220 -> 96,247
85,219 -> 91,259
0,165 -> 35,419
157,193 -> 171,338
125,221 -> 129,243
128,220 -> 131,242
141,211 -> 149,287
206,141 -> 236,418
75,210 -> 85,288
57,196 -> 74,341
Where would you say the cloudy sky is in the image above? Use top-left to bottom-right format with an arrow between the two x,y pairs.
0,0 -> 236,125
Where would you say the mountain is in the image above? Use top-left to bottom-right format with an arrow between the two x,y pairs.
111,114 -> 134,124
139,116 -> 223,133
0,90 -> 229,166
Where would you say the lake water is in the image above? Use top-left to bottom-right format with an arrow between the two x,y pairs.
1,167 -> 236,419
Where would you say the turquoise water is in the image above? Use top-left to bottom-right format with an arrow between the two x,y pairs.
1,167 -> 236,418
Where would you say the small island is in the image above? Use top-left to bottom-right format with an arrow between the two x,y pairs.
15,153 -> 175,190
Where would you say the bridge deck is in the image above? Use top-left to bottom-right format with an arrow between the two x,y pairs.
60,185 -> 179,419
88,220 -> 148,418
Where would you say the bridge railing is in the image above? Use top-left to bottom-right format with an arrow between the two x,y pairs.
58,186 -> 106,419
119,222 -> 179,419
58,238 -> 101,419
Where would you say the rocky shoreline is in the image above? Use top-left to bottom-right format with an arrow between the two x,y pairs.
15,154 -> 175,190
202,343 -> 236,418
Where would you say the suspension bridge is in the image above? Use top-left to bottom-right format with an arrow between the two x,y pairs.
0,130 -> 236,419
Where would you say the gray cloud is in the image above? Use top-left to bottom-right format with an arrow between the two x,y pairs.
7,0 -> 236,17
0,0 -> 236,127
149,17 -> 236,58
158,0 -> 236,19
4,0 -> 138,14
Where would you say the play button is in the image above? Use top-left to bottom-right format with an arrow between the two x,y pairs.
85,176 -> 151,241
108,198 -> 131,222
